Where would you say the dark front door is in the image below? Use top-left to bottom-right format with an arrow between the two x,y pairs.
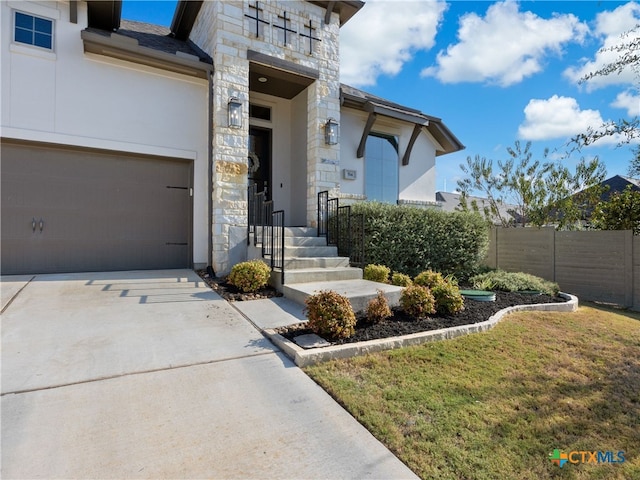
248,127 -> 272,201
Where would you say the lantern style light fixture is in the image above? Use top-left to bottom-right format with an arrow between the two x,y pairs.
324,117 -> 339,145
228,97 -> 242,128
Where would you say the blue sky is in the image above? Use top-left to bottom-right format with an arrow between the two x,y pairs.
122,1 -> 640,193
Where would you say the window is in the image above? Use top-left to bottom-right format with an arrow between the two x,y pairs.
365,133 -> 399,204
250,104 -> 271,121
14,11 -> 53,50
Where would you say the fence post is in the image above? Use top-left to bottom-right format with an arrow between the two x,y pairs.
550,228 -> 556,282
625,230 -> 633,308
494,227 -> 499,270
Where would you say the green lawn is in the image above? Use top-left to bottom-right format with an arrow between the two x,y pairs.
305,305 -> 640,479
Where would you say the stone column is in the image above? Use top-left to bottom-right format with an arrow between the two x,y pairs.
306,19 -> 341,227
210,57 -> 249,275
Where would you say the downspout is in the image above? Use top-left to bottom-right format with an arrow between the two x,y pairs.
207,69 -> 215,277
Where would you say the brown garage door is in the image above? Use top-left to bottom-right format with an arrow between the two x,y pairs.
1,141 -> 192,274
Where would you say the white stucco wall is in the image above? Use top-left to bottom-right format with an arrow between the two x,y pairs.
340,107 -> 438,203
1,1 -> 210,267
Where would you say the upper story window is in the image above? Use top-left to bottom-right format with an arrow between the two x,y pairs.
14,11 -> 54,50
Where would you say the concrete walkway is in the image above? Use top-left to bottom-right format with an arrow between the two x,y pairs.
1,270 -> 418,479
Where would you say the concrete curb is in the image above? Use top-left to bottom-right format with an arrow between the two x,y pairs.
264,293 -> 579,367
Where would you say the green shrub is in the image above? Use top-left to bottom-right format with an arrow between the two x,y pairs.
414,270 -> 446,289
305,290 -> 356,339
366,290 -> 392,324
228,260 -> 271,293
469,270 -> 559,296
363,264 -> 391,283
351,202 -> 489,280
432,282 -> 465,315
400,285 -> 436,319
391,272 -> 413,287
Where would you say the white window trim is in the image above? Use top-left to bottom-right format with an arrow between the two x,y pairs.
12,9 -> 56,54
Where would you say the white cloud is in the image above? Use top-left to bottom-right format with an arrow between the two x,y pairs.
340,0 -> 446,87
611,90 -> 640,117
563,2 -> 640,90
421,1 -> 587,86
518,95 -> 620,146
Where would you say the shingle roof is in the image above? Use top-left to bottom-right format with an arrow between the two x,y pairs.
85,19 -> 212,65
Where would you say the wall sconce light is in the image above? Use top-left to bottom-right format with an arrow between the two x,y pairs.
324,117 -> 339,145
228,97 -> 242,128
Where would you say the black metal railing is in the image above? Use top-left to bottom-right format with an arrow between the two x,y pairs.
271,210 -> 285,284
317,190 -> 328,238
247,185 -> 285,285
317,191 -> 365,267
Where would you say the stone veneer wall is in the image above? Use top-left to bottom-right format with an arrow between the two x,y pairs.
190,1 -> 342,274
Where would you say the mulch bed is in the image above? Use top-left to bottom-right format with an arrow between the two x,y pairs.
197,270 -> 282,302
276,291 -> 568,345
196,270 -> 567,346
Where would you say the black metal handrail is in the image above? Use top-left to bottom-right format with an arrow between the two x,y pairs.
318,190 -> 328,238
247,185 -> 285,285
247,183 -> 257,245
271,210 -> 285,285
317,190 -> 365,267
262,200 -> 273,257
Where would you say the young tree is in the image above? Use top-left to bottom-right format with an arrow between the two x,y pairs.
569,25 -> 639,163
458,141 -> 607,229
628,145 -> 640,177
591,185 -> 640,234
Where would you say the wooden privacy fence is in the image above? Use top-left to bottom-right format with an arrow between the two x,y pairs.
485,228 -> 638,309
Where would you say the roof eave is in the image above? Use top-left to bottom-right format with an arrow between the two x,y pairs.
170,1 -> 204,40
81,29 -> 213,79
306,1 -> 365,26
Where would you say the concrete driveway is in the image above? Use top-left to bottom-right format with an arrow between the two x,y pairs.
1,270 -> 418,479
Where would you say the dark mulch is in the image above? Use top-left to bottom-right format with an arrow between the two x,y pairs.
196,269 -> 567,345
197,270 -> 282,302
276,291 -> 568,345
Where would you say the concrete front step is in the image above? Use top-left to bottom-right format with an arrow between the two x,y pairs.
284,227 -> 318,237
284,236 -> 328,247
283,279 -> 404,313
284,256 -> 350,269
282,279 -> 402,312
285,245 -> 338,258
273,267 -> 363,289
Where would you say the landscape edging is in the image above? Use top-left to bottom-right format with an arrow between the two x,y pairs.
264,293 -> 579,367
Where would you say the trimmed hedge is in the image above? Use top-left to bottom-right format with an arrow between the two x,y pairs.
351,202 -> 489,280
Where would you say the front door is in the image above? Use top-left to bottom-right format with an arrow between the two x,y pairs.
248,127 -> 272,201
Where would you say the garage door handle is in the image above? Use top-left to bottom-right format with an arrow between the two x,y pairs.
39,218 -> 44,233
32,218 -> 37,233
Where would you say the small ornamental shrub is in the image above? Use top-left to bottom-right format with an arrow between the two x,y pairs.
228,260 -> 271,293
414,270 -> 446,289
432,282 -> 465,315
305,290 -> 356,339
400,285 -> 436,319
364,264 -> 391,284
366,290 -> 392,324
391,272 -> 413,287
469,270 -> 559,296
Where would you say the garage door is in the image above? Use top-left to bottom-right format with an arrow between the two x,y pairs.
1,142 -> 192,274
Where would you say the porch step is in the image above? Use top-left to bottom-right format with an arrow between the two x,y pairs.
285,267 -> 362,284
283,279 -> 404,313
285,227 -> 318,237
284,256 -> 350,269
284,236 -> 328,247
284,245 -> 338,257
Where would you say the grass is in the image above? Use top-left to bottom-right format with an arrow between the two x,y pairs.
305,304 -> 640,480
